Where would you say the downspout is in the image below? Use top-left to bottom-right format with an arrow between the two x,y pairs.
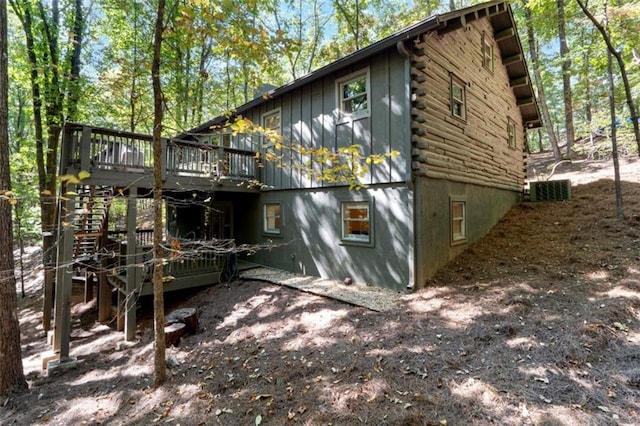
397,39 -> 416,290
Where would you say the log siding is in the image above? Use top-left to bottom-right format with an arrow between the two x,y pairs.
411,18 -> 525,192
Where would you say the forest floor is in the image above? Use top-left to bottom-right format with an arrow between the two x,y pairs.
2,147 -> 640,425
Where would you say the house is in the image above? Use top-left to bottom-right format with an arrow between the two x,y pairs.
182,0 -> 540,290
48,0 -> 539,364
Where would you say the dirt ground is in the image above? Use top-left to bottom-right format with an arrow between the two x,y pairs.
2,149 -> 640,425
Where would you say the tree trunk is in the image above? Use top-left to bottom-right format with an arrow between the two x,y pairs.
10,0 -> 85,331
576,0 -> 640,157
557,0 -> 575,156
607,50 -> 623,219
523,2 -> 562,160
0,0 -> 27,396
152,0 -> 167,388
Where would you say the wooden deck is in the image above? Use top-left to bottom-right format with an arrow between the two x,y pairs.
60,123 -> 262,191
108,258 -> 260,296
50,123 -> 265,364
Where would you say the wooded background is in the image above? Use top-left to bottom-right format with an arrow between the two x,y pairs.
5,0 -> 639,242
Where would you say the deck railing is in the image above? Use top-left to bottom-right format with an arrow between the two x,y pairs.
113,238 -> 227,281
62,123 -> 259,180
108,229 -> 154,246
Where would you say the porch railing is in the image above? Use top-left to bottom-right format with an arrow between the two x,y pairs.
113,238 -> 227,281
61,123 -> 259,180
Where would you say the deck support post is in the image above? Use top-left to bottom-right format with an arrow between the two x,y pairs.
124,187 -> 138,341
53,183 -> 75,359
97,204 -> 111,322
42,233 -> 55,331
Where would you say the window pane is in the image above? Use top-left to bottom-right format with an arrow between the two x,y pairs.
453,220 -> 463,237
343,78 -> 366,99
342,202 -> 370,242
264,203 -> 281,233
451,201 -> 466,242
345,95 -> 367,114
452,102 -> 463,118
452,85 -> 463,101
263,112 -> 280,133
339,73 -> 368,118
452,203 -> 463,218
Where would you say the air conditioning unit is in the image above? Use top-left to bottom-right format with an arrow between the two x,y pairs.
529,179 -> 571,202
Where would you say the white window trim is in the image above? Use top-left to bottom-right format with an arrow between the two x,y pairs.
450,74 -> 467,121
340,200 -> 374,246
482,32 -> 494,72
507,118 -> 517,148
262,108 -> 282,134
336,68 -> 371,123
263,202 -> 282,235
450,198 -> 467,245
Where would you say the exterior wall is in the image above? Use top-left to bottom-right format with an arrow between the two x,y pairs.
222,49 -> 414,290
414,177 -> 518,287
244,185 -> 414,291
410,19 -> 525,191
244,49 -> 410,190
410,18 -> 526,288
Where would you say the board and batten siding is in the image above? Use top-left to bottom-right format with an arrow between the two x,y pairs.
244,50 -> 409,191
410,18 -> 525,192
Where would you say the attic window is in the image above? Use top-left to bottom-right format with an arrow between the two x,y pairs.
450,75 -> 466,120
507,118 -> 516,148
337,69 -> 369,121
482,32 -> 494,72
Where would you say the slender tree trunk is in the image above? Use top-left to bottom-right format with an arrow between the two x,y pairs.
576,0 -> 640,157
65,0 -> 83,121
0,0 -> 27,396
152,0 -> 167,388
607,50 -> 623,219
557,0 -> 575,155
10,0 -> 85,330
524,2 -> 562,160
9,0 -> 54,330
537,128 -> 543,153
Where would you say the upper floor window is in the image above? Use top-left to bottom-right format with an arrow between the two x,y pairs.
337,69 -> 369,121
450,75 -> 466,120
482,32 -> 494,72
507,118 -> 516,148
262,109 -> 281,135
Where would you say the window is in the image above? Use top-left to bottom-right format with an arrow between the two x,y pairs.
482,32 -> 494,72
450,75 -> 466,120
341,201 -> 370,243
263,203 -> 281,234
507,118 -> 516,148
337,70 -> 369,120
262,109 -> 281,135
451,199 -> 467,244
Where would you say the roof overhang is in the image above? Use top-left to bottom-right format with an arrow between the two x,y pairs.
184,0 -> 541,137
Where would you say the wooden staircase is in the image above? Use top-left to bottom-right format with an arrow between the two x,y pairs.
73,185 -> 112,262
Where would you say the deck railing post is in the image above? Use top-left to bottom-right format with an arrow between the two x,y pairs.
217,145 -> 225,178
80,127 -> 92,172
